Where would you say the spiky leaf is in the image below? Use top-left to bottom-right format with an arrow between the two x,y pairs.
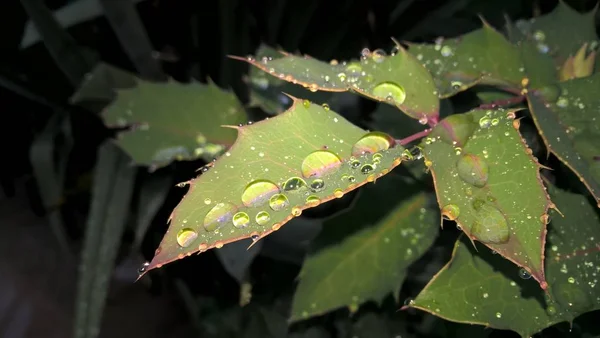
527,72 -> 600,205
290,179 -> 437,321
71,64 -> 248,168
422,108 -> 552,286
235,46 -> 439,123
409,184 -> 600,337
144,98 -> 407,273
408,24 -> 525,97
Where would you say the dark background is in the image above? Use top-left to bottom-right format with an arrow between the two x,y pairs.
0,0 -> 598,337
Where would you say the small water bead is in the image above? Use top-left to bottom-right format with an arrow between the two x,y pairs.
568,277 -> 575,284
283,177 -> 307,192
204,202 -> 238,232
309,179 -> 326,192
372,153 -> 383,164
403,298 -> 415,306
232,212 -> 250,228
255,211 -> 271,225
269,193 -> 290,211
204,198 -> 212,205
496,312 -> 502,319
372,82 -> 406,105
441,204 -> 460,221
440,45 -> 453,57
347,175 -> 356,183
322,103 -> 330,111
360,163 -> 375,174
450,81 -> 463,90
334,189 -> 344,198
371,49 -> 387,63
556,97 -> 569,108
302,99 -> 311,108
251,234 -> 260,241
479,116 -> 492,128
176,228 -> 198,247
138,262 -> 150,274
533,30 -> 545,41
337,72 -> 347,82
291,206 -> 302,216
351,131 -> 395,156
472,199 -> 485,211
305,195 -> 320,206
519,268 -> 532,279
301,150 -> 343,178
241,179 -> 280,207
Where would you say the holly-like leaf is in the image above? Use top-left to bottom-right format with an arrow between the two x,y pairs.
408,23 -> 525,98
527,72 -> 600,205
71,64 -> 248,168
234,45 -> 440,123
422,108 -> 553,287
143,98 -> 408,273
507,1 -> 598,68
408,184 -> 600,337
290,179 -> 438,322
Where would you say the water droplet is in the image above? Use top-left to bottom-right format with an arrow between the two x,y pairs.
456,154 -> 489,188
337,72 -> 347,82
301,150 -> 343,178
176,228 -> 198,247
241,180 -> 280,207
372,153 -> 383,163
302,100 -> 311,108
283,177 -> 307,192
403,298 -> 414,306
291,206 -> 302,216
372,82 -> 406,105
251,234 -> 260,241
519,268 -> 532,279
440,45 -> 453,57
351,131 -> 395,156
255,211 -> 270,225
309,179 -> 325,192
471,205 -> 509,244
345,62 -> 362,75
533,30 -> 545,41
496,312 -> 502,318
204,198 -> 211,205
371,49 -> 387,63
204,202 -> 237,232
479,116 -> 492,128
546,306 -> 557,316
305,195 -> 320,206
418,116 -> 428,125
333,189 -> 344,198
472,198 -> 485,210
232,212 -> 250,228
138,262 -> 150,274
451,81 -> 463,90
441,204 -> 460,221
360,163 -> 375,174
269,193 -> 290,211
347,175 -> 356,183
322,103 -> 330,111
556,97 -> 569,108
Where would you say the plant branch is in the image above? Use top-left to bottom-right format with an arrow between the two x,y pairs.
397,128 -> 432,146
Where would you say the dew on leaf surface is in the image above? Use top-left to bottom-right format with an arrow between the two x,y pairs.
269,193 -> 290,211
372,82 -> 406,105
241,179 -> 280,207
255,211 -> 271,225
176,228 -> 198,247
518,268 -> 532,279
204,202 -> 237,232
301,150 -> 343,178
305,195 -> 320,206
232,212 -> 250,228
309,179 -> 325,192
283,177 -> 307,192
360,163 -> 375,174
456,154 -> 489,188
471,204 -> 509,244
441,204 -> 460,221
351,131 -> 395,156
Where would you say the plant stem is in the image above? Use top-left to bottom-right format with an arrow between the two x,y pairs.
397,128 -> 432,146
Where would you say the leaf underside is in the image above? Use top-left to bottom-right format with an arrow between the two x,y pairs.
410,184 -> 600,337
290,179 -> 438,322
423,108 -> 552,287
145,98 -> 408,273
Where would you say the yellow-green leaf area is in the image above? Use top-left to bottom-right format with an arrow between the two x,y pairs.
408,24 -> 525,97
237,46 -> 439,122
410,184 -> 600,337
291,179 -> 437,322
422,108 -> 551,286
145,98 -> 406,272
72,64 -> 248,168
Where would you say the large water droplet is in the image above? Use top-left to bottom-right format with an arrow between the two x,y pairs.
241,179 -> 280,207
430,114 -> 476,146
255,211 -> 271,225
301,150 -> 343,178
351,131 -> 395,156
204,202 -> 237,232
360,163 -> 375,174
176,228 -> 198,247
269,193 -> 290,211
283,177 -> 307,192
471,205 -> 509,244
456,154 -> 489,188
372,82 -> 406,105
441,204 -> 460,221
309,179 -> 325,192
232,212 -> 250,228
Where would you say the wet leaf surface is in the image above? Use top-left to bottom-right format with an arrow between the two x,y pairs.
145,98 -> 407,273
409,184 -> 600,337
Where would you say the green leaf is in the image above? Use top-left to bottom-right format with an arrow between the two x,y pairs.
507,1 -> 599,68
409,184 -> 600,337
71,64 -> 248,168
144,98 -> 407,273
235,46 -> 440,122
290,178 -> 438,322
422,108 -> 553,286
408,23 -> 525,97
527,72 -> 600,205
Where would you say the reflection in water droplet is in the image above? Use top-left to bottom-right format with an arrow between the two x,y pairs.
255,211 -> 271,225
372,82 -> 406,105
176,228 -> 198,247
204,202 -> 237,232
309,179 -> 325,192
441,204 -> 460,221
283,177 -> 307,192
351,131 -> 395,156
305,195 -> 320,206
350,159 -> 361,168
371,49 -> 387,63
301,150 -> 343,178
471,205 -> 509,244
269,194 -> 290,211
456,154 -> 489,188
360,163 -> 375,174
518,268 -> 531,279
479,116 -> 492,128
232,212 -> 250,228
291,207 -> 302,216
241,179 -> 280,207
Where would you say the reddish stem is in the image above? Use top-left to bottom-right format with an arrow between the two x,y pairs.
397,128 -> 432,146
479,94 -> 525,109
